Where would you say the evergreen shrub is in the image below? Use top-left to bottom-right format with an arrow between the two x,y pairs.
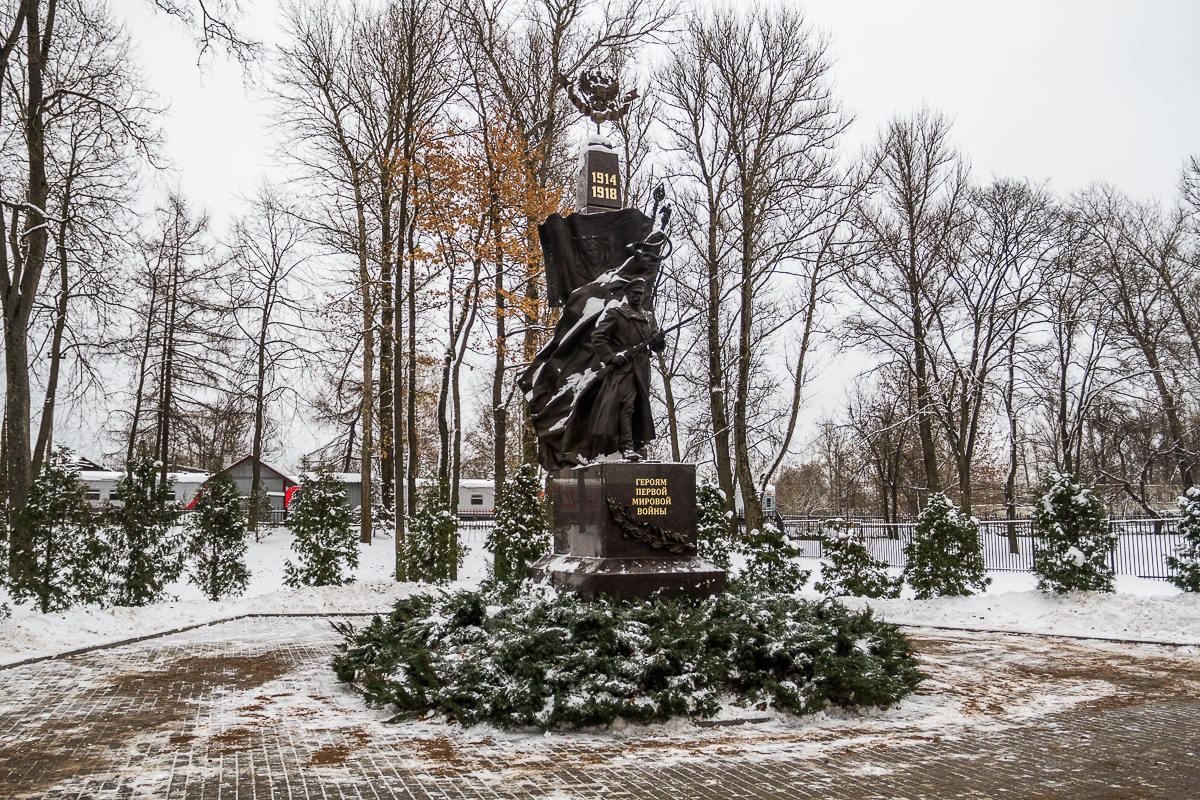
696,482 -> 733,570
105,451 -> 186,607
815,519 -> 900,598
486,464 -> 548,594
1166,486 -> 1200,592
284,470 -> 358,587
186,471 -> 250,601
403,478 -> 462,584
902,493 -> 990,599
1030,472 -> 1116,594
332,584 -> 926,729
736,523 -> 810,594
8,447 -> 108,612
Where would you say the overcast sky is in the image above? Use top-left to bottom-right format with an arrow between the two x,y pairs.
112,0 -> 1200,464
124,0 -> 1200,226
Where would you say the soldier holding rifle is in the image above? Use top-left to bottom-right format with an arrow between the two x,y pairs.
590,278 -> 666,461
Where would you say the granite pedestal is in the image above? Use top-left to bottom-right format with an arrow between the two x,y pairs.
530,462 -> 726,600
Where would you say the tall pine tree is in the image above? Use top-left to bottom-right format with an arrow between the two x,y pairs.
815,518 -> 899,598
696,482 -> 734,570
737,522 -> 810,594
406,478 -> 463,585
1167,486 -> 1200,592
106,450 -> 185,606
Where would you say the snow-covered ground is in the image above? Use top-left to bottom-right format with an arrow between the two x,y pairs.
829,570 -> 1199,646
1,526 -> 1197,667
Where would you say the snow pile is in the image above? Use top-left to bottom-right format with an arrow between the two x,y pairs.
837,587 -> 1200,645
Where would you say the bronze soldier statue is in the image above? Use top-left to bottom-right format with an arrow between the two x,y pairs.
589,278 -> 666,461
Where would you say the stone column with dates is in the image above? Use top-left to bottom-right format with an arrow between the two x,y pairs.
576,136 -> 622,214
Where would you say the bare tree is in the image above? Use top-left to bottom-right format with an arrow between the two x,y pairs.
846,108 -> 971,505
661,4 -> 850,535
275,0 -> 456,553
228,183 -> 312,532
28,0 -> 162,475
918,178 -> 1053,513
846,366 -> 917,522
1030,209 -> 1123,477
2,0 -> 159,577
1076,185 -> 1196,491
120,192 -> 232,481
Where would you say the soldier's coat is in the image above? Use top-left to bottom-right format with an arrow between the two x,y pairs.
589,303 -> 662,446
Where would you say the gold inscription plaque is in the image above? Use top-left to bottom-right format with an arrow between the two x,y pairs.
633,478 -> 670,515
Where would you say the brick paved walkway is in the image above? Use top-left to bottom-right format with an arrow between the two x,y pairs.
1,616 -> 1198,799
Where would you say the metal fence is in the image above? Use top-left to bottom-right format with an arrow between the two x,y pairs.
457,511 -> 496,530
780,516 -> 1185,580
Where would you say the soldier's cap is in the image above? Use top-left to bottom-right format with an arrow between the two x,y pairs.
625,278 -> 647,291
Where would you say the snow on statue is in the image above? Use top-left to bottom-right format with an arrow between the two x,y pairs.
519,203 -> 676,469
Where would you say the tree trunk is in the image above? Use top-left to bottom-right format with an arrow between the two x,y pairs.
379,189 -> 395,520
521,225 -> 540,466
704,217 -> 735,532
491,195 -> 508,498
249,282 -> 272,535
394,162 -> 411,580
354,178 -> 374,544
127,274 -> 159,474
3,2 -> 52,578
656,350 -> 681,462
909,280 -> 941,499
157,250 -> 180,490
1004,350 -> 1020,552
733,228 -> 763,536
406,214 -> 418,520
32,212 -> 72,476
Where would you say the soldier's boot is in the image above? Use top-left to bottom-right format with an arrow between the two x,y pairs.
619,409 -> 640,461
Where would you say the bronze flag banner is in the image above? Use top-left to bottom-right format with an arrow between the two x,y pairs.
540,208 -> 656,307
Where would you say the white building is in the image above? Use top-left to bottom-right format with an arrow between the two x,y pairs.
79,470 -> 209,507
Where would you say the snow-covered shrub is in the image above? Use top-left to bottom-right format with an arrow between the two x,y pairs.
1167,486 -> 1200,592
815,518 -> 899,598
8,447 -> 108,612
902,493 -> 990,599
403,478 -> 461,584
332,584 -> 926,729
736,522 -> 810,594
1030,472 -> 1116,594
186,471 -> 249,601
696,482 -> 733,570
105,451 -> 186,607
486,463 -> 548,593
284,470 -> 358,587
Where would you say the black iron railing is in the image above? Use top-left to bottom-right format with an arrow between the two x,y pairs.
777,515 -> 1185,580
